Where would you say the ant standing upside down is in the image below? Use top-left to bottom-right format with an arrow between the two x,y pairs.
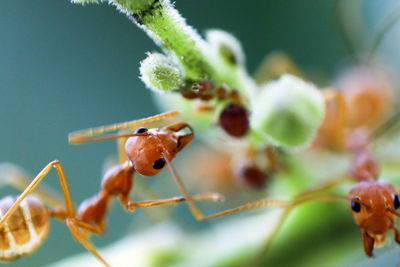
0,111 -> 223,266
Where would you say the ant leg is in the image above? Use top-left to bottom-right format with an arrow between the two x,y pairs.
0,162 -> 64,207
295,174 -> 351,199
391,225 -> 400,244
162,152 -> 209,220
0,161 -> 110,266
164,145 -> 350,222
126,192 -> 223,210
265,146 -> 281,173
201,193 -> 349,221
163,149 -> 348,221
319,89 -> 349,150
67,218 -> 110,267
0,160 -> 75,228
251,192 -> 351,263
69,111 -> 179,144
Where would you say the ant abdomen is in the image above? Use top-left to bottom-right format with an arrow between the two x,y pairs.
0,195 -> 49,261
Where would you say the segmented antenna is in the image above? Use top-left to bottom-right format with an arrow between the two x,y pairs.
367,4 -> 400,63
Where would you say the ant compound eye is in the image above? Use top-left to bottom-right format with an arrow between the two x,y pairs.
351,197 -> 361,213
153,158 -> 166,170
135,127 -> 148,134
394,194 -> 400,210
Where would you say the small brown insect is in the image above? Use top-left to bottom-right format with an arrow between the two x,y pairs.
236,165 -> 269,189
180,80 -> 215,101
219,102 -> 250,138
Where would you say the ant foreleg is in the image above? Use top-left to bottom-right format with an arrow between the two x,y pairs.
125,192 -> 224,212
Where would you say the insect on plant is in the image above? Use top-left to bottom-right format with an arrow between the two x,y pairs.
0,111 -> 223,266
5,0 -> 398,265
68,111 -> 224,220
194,110 -> 400,258
187,1 -> 400,260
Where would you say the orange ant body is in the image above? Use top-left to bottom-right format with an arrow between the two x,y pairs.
190,122 -> 400,257
0,112 -> 222,266
69,111 -> 224,225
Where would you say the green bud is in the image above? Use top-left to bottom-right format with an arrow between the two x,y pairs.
140,53 -> 185,92
206,30 -> 245,67
251,74 -> 325,149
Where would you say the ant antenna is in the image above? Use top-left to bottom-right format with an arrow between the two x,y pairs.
370,107 -> 400,140
367,3 -> 400,63
69,110 -> 179,144
333,0 -> 400,64
69,132 -> 149,144
333,0 -> 360,63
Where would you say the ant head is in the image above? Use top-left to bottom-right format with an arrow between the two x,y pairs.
350,180 -> 398,246
124,123 -> 194,177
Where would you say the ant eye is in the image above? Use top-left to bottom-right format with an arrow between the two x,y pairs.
135,127 -> 148,134
153,158 -> 166,170
351,197 -> 361,213
394,194 -> 400,210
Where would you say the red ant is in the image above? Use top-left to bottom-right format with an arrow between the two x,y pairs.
0,111 -> 222,266
191,120 -> 400,257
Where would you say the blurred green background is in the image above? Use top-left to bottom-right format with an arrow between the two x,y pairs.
1,0 -> 399,266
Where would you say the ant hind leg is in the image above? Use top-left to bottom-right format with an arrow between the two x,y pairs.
67,218 -> 110,267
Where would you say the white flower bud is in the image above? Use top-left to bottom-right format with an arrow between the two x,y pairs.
140,53 -> 185,92
251,74 -> 325,149
206,29 -> 245,67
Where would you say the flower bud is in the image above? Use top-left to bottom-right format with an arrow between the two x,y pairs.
251,74 -> 325,148
140,53 -> 185,92
206,30 -> 245,67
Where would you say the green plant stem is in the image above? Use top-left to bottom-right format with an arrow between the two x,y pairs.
114,0 -> 215,80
